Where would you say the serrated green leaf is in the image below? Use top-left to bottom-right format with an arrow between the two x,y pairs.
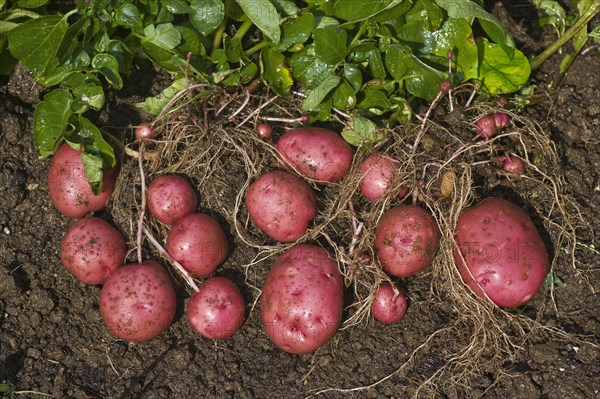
302,73 -> 340,111
314,26 -> 347,65
477,38 -> 530,94
91,53 -> 123,89
189,0 -> 224,36
235,0 -> 281,43
33,89 -> 73,158
136,77 -> 187,115
7,14 -> 68,74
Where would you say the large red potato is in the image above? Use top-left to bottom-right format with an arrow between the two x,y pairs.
276,127 -> 353,183
146,175 -> 197,225
99,261 -> 177,342
60,217 -> 126,285
48,143 -> 117,218
166,213 -> 228,278
454,197 -> 549,308
187,276 -> 246,339
374,205 -> 440,277
246,170 -> 317,242
260,244 -> 343,354
358,152 -> 399,201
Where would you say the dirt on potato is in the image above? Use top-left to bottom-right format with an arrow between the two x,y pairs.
1,9 -> 600,399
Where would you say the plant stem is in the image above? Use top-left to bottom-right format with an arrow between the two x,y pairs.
212,20 -> 227,52
530,2 -> 600,71
137,141 -> 146,264
234,19 -> 254,41
244,41 -> 269,56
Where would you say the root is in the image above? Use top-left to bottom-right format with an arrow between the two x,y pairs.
109,83 -> 593,398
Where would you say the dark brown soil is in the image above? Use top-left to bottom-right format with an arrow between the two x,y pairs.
1,9 -> 599,399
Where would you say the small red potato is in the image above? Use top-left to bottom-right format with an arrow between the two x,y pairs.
246,170 -> 317,242
256,123 -> 273,140
500,155 -> 525,175
48,143 -> 117,218
474,113 -> 510,139
166,213 -> 228,278
454,197 -> 549,308
99,260 -> 177,342
260,244 -> 343,354
134,123 -> 155,141
358,152 -> 399,201
276,127 -> 353,183
187,276 -> 246,339
146,175 -> 197,225
60,217 -> 126,285
371,283 -> 408,324
374,205 -> 440,277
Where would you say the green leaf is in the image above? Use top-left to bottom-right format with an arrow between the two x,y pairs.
235,0 -> 281,43
115,3 -> 142,29
164,0 -> 193,14
314,26 -> 347,65
136,77 -> 188,115
143,23 -> 181,50
189,0 -> 224,36
33,89 -> 73,159
302,73 -> 340,111
7,14 -> 68,74
81,152 -> 104,192
260,48 -> 293,96
289,45 -> 334,89
271,0 -> 300,16
274,11 -> 314,52
224,35 -> 243,63
77,116 -> 116,169
477,38 -> 530,95
341,116 -> 384,146
71,82 -> 105,112
343,64 -> 362,92
16,0 -> 49,8
332,0 -> 405,23
91,53 -> 123,89
435,0 -> 515,58
332,79 -> 356,110
141,40 -> 184,72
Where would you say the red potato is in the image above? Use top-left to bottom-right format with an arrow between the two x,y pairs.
147,175 -> 197,225
246,170 -> 317,242
99,260 -> 177,342
276,127 -> 353,183
48,143 -> 117,218
474,113 -> 510,139
374,205 -> 440,277
454,197 -> 549,308
60,217 -> 126,285
358,152 -> 399,201
501,156 -> 525,174
256,123 -> 273,140
260,244 -> 343,354
187,276 -> 245,339
166,213 -> 228,278
134,123 -> 155,140
371,283 -> 408,324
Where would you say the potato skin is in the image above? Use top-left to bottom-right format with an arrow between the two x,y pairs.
166,213 -> 228,278
48,143 -> 117,218
374,205 -> 440,277
187,276 -> 246,339
358,152 -> 398,201
60,217 -> 126,285
99,261 -> 177,342
371,283 -> 408,324
147,175 -> 197,225
246,170 -> 316,242
276,127 -> 353,183
260,245 -> 343,354
454,197 -> 549,308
